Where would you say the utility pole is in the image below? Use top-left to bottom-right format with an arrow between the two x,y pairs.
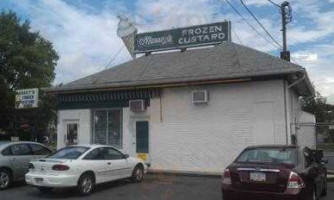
280,1 -> 292,61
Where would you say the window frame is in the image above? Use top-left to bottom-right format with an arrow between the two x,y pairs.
10,144 -> 33,156
29,144 -> 52,155
92,108 -> 123,149
83,148 -> 103,160
100,147 -> 125,160
1,146 -> 12,156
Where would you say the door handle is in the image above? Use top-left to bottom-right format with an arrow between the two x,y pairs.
10,158 -> 15,162
107,162 -> 111,165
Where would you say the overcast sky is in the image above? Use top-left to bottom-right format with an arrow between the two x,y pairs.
2,0 -> 334,102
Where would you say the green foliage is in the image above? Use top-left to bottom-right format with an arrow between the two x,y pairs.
301,92 -> 334,123
0,11 -> 58,140
301,92 -> 334,143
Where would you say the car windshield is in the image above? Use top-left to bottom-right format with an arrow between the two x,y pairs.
48,146 -> 89,159
236,148 -> 297,165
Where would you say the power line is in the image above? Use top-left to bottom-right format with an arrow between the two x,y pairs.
221,0 -> 281,49
104,45 -> 125,69
239,0 -> 282,48
232,28 -> 243,45
266,0 -> 280,8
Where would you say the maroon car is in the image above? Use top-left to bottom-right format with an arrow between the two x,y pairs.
222,145 -> 327,200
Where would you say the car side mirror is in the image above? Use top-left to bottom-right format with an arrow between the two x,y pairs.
123,154 -> 129,159
321,158 -> 328,164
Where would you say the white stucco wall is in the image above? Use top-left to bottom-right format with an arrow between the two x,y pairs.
145,80 -> 288,174
57,109 -> 91,149
56,79 -> 301,175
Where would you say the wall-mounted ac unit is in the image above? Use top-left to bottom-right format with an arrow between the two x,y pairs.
129,100 -> 146,112
192,90 -> 208,104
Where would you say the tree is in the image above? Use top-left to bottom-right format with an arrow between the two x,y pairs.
301,92 -> 334,143
0,11 -> 59,140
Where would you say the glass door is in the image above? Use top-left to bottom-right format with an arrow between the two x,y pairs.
66,123 -> 78,146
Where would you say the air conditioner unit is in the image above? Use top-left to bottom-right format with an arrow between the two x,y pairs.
192,90 -> 208,104
129,100 -> 146,112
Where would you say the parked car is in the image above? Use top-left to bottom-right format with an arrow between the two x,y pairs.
25,145 -> 147,196
222,145 -> 327,200
0,141 -> 53,190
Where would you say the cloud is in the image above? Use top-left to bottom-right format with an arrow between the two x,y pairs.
11,0 -> 131,84
7,0 -> 334,103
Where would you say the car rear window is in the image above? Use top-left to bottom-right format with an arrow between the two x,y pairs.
48,147 -> 89,159
236,148 -> 297,165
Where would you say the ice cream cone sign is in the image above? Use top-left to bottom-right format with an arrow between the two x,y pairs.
117,15 -> 138,59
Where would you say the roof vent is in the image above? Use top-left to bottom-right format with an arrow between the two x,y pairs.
192,90 -> 208,104
129,100 -> 146,112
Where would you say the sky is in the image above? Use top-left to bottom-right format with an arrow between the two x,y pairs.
1,0 -> 334,102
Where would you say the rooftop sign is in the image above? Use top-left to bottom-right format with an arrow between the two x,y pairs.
134,21 -> 231,54
15,88 -> 39,109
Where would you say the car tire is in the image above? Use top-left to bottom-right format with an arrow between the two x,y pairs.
321,178 -> 327,197
132,165 -> 144,183
77,173 -> 94,196
37,187 -> 53,193
0,168 -> 11,190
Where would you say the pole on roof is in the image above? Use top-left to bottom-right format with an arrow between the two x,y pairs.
280,1 -> 292,61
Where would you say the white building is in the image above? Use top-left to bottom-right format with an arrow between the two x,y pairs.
45,43 -> 314,175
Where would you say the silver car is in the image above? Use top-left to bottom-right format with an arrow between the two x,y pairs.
0,141 -> 52,190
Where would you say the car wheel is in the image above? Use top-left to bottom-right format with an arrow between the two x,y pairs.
77,173 -> 94,196
0,169 -> 11,190
37,187 -> 53,193
321,178 -> 327,197
132,165 -> 144,183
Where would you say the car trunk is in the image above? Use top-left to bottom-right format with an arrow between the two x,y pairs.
30,159 -> 69,175
229,162 -> 294,193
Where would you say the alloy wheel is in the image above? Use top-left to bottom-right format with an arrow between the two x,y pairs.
81,177 -> 93,194
135,167 -> 143,181
0,172 -> 9,189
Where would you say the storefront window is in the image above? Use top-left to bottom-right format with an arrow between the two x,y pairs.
92,109 -> 122,149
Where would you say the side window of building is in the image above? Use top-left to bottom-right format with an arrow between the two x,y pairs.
1,147 -> 12,156
84,148 -> 103,160
30,144 -> 52,155
10,144 -> 32,156
101,147 -> 123,160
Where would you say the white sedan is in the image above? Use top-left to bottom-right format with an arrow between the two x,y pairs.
25,145 -> 147,195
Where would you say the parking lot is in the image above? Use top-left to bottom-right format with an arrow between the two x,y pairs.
0,174 -> 333,200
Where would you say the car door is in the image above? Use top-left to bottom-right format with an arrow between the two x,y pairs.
82,148 -> 111,184
100,147 -> 130,180
9,143 -> 34,180
29,144 -> 52,159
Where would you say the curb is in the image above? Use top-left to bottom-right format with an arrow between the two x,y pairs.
147,170 -> 221,178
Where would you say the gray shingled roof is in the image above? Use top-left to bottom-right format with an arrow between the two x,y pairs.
45,42 -> 313,95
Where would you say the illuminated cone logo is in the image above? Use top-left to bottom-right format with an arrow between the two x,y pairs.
117,15 -> 138,59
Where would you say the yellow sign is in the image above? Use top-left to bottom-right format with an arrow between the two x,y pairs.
137,153 -> 148,161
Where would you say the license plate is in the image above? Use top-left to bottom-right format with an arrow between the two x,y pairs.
35,178 -> 44,183
250,172 -> 266,182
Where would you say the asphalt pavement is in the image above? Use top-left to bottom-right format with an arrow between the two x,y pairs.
0,174 -> 333,200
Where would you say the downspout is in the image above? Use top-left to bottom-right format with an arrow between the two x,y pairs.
288,74 -> 306,89
284,81 -> 289,145
284,73 -> 306,145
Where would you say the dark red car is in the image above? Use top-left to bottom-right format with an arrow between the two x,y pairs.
222,145 -> 328,200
